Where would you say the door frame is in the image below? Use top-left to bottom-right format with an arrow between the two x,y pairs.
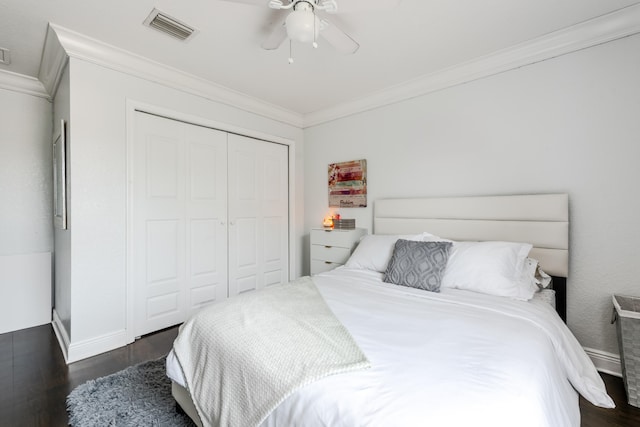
124,100 -> 297,344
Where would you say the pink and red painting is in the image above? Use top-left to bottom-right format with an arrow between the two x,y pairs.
328,159 -> 367,208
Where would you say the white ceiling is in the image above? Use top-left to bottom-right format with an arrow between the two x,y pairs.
0,0 -> 638,115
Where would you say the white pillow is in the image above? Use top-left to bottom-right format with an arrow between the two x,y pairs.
345,234 -> 424,272
441,241 -> 536,300
422,232 -> 453,242
521,257 -> 539,291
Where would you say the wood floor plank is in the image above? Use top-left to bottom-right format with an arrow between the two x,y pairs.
580,373 -> 640,426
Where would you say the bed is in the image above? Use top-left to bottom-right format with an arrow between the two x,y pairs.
166,194 -> 615,427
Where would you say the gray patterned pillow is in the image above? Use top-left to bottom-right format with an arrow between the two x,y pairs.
383,240 -> 452,292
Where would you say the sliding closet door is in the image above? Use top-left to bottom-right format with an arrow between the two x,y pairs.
227,134 -> 289,296
133,112 -> 228,337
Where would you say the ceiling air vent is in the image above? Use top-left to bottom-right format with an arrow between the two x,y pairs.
143,8 -> 197,41
0,47 -> 11,65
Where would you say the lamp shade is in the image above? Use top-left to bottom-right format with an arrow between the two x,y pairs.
285,9 -> 320,43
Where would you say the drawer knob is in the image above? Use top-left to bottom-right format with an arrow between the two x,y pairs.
325,261 -> 332,264
324,245 -> 332,249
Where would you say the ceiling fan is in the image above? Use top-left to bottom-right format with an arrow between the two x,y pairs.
220,0 -> 401,58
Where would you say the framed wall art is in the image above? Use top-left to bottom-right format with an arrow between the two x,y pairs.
328,159 -> 367,208
53,119 -> 67,229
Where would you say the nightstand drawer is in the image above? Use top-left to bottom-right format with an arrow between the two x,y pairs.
311,245 -> 352,264
311,259 -> 342,274
310,229 -> 363,248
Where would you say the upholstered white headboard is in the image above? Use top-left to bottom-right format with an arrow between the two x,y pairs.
374,194 -> 569,277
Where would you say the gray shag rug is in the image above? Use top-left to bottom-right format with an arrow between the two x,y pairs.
67,357 -> 196,426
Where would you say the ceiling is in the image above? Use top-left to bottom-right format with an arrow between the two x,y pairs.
0,0 -> 638,115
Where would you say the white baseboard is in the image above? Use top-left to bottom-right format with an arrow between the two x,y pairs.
66,329 -> 128,364
584,346 -> 622,377
51,309 -> 128,364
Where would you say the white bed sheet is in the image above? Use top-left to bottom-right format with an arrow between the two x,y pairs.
167,267 -> 613,427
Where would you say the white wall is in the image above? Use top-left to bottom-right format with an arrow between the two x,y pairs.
304,33 -> 640,358
0,84 -> 53,333
0,87 -> 53,255
60,57 -> 304,360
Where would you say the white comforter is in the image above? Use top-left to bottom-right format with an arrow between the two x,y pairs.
168,267 -> 614,427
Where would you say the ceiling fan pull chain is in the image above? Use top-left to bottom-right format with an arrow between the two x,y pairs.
313,9 -> 318,49
288,39 -> 294,64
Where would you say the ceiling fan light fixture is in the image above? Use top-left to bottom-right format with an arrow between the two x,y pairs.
285,7 -> 320,43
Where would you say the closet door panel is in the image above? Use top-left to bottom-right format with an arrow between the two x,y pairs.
134,114 -> 186,336
234,217 -> 258,294
263,216 -> 285,286
229,141 -> 260,295
228,134 -> 288,296
146,220 -> 180,283
133,112 -> 289,337
184,126 -> 228,318
261,147 -> 289,286
133,113 -> 228,336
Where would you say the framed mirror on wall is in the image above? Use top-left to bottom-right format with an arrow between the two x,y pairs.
53,119 -> 67,229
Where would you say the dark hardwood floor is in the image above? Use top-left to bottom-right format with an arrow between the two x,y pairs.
0,324 -> 178,426
1,323 -> 639,426
580,373 -> 640,427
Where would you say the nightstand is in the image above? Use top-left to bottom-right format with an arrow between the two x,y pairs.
310,227 -> 367,275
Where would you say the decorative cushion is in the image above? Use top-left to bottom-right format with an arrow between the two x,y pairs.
383,240 -> 452,292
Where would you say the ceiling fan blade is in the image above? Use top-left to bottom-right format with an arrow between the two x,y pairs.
319,19 -> 359,54
261,14 -> 288,49
332,0 -> 401,14
217,0 -> 271,6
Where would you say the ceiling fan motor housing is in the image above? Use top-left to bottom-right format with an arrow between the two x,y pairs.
286,2 -> 321,43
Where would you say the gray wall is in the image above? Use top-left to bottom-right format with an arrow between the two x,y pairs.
0,87 -> 52,255
303,32 -> 640,358
53,64 -> 71,338
0,84 -> 53,332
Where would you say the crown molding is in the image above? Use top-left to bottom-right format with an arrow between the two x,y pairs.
0,69 -> 49,99
44,24 -> 304,128
38,3 -> 640,129
303,3 -> 640,128
39,25 -> 69,98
